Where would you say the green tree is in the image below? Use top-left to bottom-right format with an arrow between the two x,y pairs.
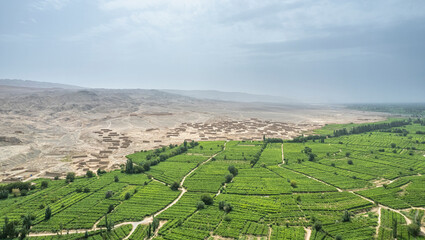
201,194 -> 213,205
392,218 -> 398,238
225,174 -> 233,183
1,216 -> 18,239
124,192 -> 131,200
341,210 -> 350,222
45,206 -> 52,220
41,180 -> 49,189
86,170 -> 95,178
105,190 -> 114,199
108,204 -> 114,213
170,182 -> 180,191
125,159 -> 134,173
104,213 -> 114,232
407,223 -> 420,237
114,175 -> 119,182
66,172 -> 75,183
313,221 -> 322,240
19,214 -> 33,239
228,165 -> 238,176
196,201 -> 205,210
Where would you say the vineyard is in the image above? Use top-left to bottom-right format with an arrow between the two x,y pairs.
1,120 -> 425,239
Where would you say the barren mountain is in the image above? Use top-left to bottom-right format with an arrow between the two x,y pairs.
0,84 -> 386,182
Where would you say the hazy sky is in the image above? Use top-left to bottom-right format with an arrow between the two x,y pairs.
1,0 -> 425,103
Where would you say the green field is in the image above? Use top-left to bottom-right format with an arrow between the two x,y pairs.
1,120 -> 425,239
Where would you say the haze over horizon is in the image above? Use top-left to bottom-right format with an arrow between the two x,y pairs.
1,0 -> 425,103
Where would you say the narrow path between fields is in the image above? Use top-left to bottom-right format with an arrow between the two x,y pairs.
304,227 -> 312,240
375,206 -> 382,237
281,143 -> 285,165
29,142 -> 227,239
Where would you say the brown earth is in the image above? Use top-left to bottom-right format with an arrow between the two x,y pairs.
0,86 -> 388,182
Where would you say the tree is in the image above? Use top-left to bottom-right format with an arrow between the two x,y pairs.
392,218 -> 398,238
124,192 -> 131,200
308,153 -> 316,162
108,204 -> 114,213
0,190 -> 9,199
341,210 -> 350,222
45,206 -> 52,220
104,213 -> 114,232
391,143 -> 397,148
347,160 -> 353,165
66,172 -> 75,183
225,174 -> 234,183
196,201 -> 205,210
228,165 -> 238,176
313,221 -> 322,240
19,214 -> 33,239
86,170 -> 95,178
125,159 -> 134,173
1,216 -> 18,239
290,180 -> 297,188
345,152 -> 351,157
114,175 -> 119,182
170,182 -> 180,191
105,190 -> 114,199
97,168 -> 106,175
84,187 -> 90,193
218,201 -> 233,213
201,194 -> 213,205
407,223 -> 420,237
41,180 -> 49,189
335,236 -> 342,240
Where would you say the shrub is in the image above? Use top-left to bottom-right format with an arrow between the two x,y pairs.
84,187 -> 90,193
224,215 -> 231,222
201,194 -> 213,205
290,180 -> 297,188
391,143 -> 397,148
76,187 -> 82,193
54,176 -> 59,180
345,152 -> 351,157
114,176 -> 119,182
347,160 -> 353,165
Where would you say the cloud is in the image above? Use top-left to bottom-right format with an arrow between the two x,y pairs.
31,0 -> 69,11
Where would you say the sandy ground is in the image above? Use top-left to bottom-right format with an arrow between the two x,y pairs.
0,87 -> 387,182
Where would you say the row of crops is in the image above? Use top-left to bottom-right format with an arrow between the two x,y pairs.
2,120 -> 425,239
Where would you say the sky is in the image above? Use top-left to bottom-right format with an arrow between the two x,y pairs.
1,0 -> 425,103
